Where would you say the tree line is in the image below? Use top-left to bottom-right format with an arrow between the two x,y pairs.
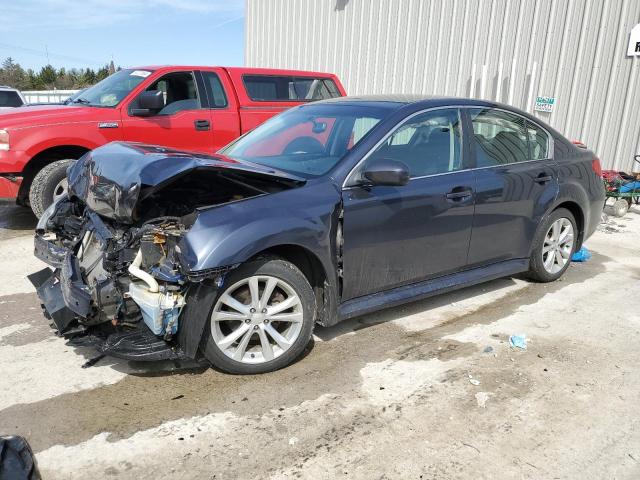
0,57 -> 118,91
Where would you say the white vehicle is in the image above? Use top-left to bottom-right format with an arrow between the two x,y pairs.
0,86 -> 26,109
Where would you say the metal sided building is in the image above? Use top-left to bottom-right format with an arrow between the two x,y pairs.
245,0 -> 640,171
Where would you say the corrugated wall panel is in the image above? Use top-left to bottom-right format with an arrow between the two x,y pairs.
246,0 -> 640,171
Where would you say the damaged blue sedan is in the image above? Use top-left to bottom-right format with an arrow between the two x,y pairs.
30,96 -> 605,374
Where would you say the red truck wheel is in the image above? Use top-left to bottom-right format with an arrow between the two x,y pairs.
28,159 -> 73,218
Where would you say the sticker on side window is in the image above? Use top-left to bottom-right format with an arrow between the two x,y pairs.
130,70 -> 151,78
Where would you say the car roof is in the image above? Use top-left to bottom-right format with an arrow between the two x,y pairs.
0,86 -> 19,91
316,94 -> 508,108
312,95 -> 544,122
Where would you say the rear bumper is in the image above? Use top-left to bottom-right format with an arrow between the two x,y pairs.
0,175 -> 22,199
584,191 -> 606,242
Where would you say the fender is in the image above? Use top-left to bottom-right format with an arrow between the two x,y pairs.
176,180 -> 342,358
178,180 -> 342,286
24,137 -> 100,161
529,174 -> 591,256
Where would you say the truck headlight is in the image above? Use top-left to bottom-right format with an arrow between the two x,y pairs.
0,130 -> 9,151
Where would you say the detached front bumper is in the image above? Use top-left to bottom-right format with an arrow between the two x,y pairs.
28,266 -> 79,334
28,250 -> 188,362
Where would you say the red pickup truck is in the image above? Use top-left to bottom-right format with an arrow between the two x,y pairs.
0,66 -> 346,216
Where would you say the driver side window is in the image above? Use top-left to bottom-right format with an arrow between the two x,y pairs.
368,109 -> 463,178
141,71 -> 201,115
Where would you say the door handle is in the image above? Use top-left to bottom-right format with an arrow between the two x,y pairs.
534,173 -> 553,184
194,119 -> 210,131
445,188 -> 473,200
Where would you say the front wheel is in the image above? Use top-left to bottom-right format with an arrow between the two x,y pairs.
527,208 -> 577,282
199,258 -> 316,374
28,159 -> 73,218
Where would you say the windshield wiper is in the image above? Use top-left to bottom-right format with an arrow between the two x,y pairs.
71,97 -> 91,105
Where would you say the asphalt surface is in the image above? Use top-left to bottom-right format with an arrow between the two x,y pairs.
1,199 -> 639,479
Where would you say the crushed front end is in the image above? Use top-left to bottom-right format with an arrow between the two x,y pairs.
29,142 -> 302,362
30,198 -> 194,360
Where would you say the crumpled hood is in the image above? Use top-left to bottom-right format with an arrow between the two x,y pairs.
68,141 -> 305,223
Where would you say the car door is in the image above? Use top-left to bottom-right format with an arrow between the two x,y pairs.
466,108 -> 559,266
341,108 -> 476,301
121,70 -> 215,153
198,70 -> 242,151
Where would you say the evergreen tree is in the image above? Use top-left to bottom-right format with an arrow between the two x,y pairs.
0,56 -> 119,90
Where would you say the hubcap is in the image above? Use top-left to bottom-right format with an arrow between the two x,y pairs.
210,275 -> 304,364
52,178 -> 68,202
542,218 -> 574,274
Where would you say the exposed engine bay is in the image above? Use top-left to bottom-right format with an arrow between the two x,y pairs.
29,142 -> 303,361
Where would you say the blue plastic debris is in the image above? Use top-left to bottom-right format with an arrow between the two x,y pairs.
509,335 -> 527,350
620,181 -> 640,193
572,247 -> 592,262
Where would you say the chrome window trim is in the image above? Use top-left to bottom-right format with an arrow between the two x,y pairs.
342,105 -> 554,189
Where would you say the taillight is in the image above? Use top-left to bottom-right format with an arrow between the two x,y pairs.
592,158 -> 603,177
572,140 -> 587,148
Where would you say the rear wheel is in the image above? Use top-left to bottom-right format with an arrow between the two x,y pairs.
28,159 -> 73,218
200,258 -> 316,374
527,208 -> 577,282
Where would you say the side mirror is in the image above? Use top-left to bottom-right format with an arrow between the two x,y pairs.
362,158 -> 410,187
131,90 -> 164,116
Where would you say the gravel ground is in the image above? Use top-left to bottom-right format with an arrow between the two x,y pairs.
0,199 -> 639,479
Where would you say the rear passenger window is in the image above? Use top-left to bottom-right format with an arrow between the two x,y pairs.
201,72 -> 228,108
369,109 -> 463,178
243,75 -> 341,101
469,109 -> 528,167
526,121 -> 549,159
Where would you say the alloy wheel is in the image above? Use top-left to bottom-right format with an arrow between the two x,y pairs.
542,217 -> 574,274
210,275 -> 304,364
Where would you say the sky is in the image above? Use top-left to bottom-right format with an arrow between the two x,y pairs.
0,0 -> 245,71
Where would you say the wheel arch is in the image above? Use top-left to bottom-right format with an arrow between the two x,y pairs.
249,244 -> 338,327
553,200 -> 585,249
17,145 -> 90,204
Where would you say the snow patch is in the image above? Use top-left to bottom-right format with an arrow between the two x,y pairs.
0,322 -> 31,340
37,412 -> 236,477
0,337 -> 127,410
360,358 -> 460,405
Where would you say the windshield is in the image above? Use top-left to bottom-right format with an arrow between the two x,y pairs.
69,69 -> 153,107
221,104 -> 397,177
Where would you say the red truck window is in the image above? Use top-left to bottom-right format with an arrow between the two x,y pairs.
139,71 -> 201,115
242,75 -> 341,102
200,71 -> 228,108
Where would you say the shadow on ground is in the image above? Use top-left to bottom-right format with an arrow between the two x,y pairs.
0,200 -> 36,239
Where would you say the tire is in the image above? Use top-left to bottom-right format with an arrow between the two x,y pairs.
611,199 -> 629,218
28,159 -> 73,218
198,258 -> 316,374
527,208 -> 577,283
